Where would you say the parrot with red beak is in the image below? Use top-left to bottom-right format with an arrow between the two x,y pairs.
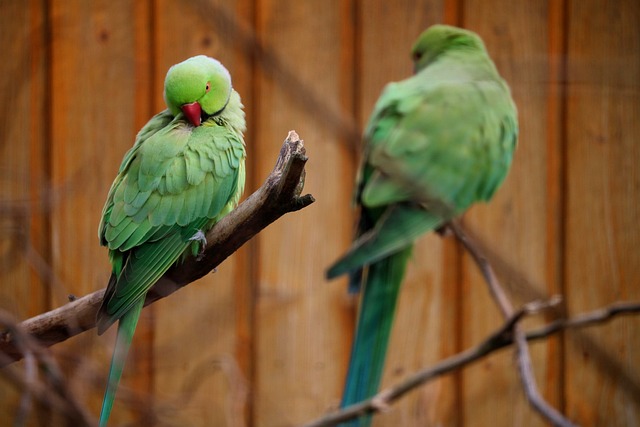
97,55 -> 246,426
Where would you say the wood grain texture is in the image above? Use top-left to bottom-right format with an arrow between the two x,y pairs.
0,0 -> 49,424
150,1 -> 252,426
0,0 -> 49,320
564,0 -> 640,425
253,1 -> 356,425
1,1 -> 640,426
461,1 -> 562,426
48,1 -> 144,424
356,2 -> 460,426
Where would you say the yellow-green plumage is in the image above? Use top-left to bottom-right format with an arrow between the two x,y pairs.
97,56 -> 245,426
327,25 -> 517,426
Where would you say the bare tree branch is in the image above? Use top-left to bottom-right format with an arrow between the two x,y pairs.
450,221 -> 578,427
0,311 -> 96,426
527,301 -> 640,340
302,300 -> 640,427
0,131 -> 314,365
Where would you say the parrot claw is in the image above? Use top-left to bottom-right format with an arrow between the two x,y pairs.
435,222 -> 453,237
189,230 -> 207,260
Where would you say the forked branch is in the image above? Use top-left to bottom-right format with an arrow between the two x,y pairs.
0,131 -> 314,365
303,299 -> 640,427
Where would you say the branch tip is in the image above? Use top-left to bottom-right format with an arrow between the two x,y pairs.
287,129 -> 300,142
523,295 -> 563,315
370,389 -> 393,413
0,131 -> 314,366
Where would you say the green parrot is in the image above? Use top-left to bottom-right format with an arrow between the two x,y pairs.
327,25 -> 517,425
96,55 -> 246,426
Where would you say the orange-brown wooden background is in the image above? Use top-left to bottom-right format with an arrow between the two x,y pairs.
1,0 -> 639,426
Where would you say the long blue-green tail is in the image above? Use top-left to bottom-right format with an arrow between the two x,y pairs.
340,246 -> 412,427
99,298 -> 144,427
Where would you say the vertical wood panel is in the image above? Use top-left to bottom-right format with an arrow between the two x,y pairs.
253,1 -> 355,424
1,2 -> 640,426
49,0 -> 145,424
0,0 -> 49,423
151,1 -> 253,426
564,0 -> 640,425
461,1 -> 561,425
0,1 -> 49,319
357,2 -> 461,426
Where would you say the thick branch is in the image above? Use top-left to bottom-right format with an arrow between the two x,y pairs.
0,131 -> 314,365
303,300 -> 640,427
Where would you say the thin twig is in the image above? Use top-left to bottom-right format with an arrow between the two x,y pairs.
0,311 -> 96,426
302,300 -> 640,427
449,222 -> 513,315
0,131 -> 314,365
527,301 -> 640,341
450,221 -> 577,427
14,336 -> 35,427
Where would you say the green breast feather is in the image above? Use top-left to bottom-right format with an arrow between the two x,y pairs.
97,55 -> 245,427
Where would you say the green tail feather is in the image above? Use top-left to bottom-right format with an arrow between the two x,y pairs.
327,204 -> 443,280
340,246 -> 412,427
99,298 -> 144,427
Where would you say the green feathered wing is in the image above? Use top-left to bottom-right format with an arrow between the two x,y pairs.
327,28 -> 517,426
97,109 -> 245,426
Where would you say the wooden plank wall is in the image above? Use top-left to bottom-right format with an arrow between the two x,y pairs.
1,0 -> 638,426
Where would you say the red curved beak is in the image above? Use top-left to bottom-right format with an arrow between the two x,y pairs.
181,101 -> 202,127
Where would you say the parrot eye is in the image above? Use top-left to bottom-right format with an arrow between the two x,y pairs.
412,51 -> 422,61
205,82 -> 211,93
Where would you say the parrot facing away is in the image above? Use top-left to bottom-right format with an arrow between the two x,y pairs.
96,55 -> 246,426
327,25 -> 517,426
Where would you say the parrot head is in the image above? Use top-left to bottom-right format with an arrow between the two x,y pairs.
411,25 -> 487,73
163,55 -> 232,127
